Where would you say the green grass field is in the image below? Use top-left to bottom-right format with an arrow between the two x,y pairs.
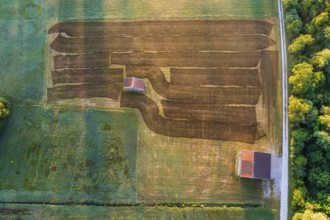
0,0 -> 280,219
0,204 -> 278,220
0,106 -> 138,203
137,119 -> 273,203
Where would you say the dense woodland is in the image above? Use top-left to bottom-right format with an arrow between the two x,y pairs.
284,0 -> 330,219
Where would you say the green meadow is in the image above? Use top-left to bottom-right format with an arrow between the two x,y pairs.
0,0 -> 279,219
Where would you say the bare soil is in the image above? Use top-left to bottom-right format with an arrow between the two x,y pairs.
47,19 -> 277,143
50,34 -> 275,52
170,68 -> 260,87
48,20 -> 274,38
47,83 -> 122,101
161,100 -> 256,125
51,68 -> 123,85
120,93 -> 257,143
126,66 -> 261,105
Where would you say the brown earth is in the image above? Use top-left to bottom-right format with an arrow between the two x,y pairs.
47,19 -> 277,143
258,50 -> 280,145
54,52 -> 110,69
120,92 -> 257,143
51,68 -> 123,85
111,51 -> 261,67
48,20 -> 274,38
170,68 -> 260,87
47,83 -> 122,101
50,35 -> 275,53
126,66 -> 261,105
161,100 -> 256,125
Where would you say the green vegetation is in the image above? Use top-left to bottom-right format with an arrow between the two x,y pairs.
0,0 -> 280,219
136,121 -> 267,204
0,204 -> 278,220
0,97 -> 10,129
0,107 -> 138,203
284,0 -> 330,218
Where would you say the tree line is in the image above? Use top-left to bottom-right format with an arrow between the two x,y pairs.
284,0 -> 329,219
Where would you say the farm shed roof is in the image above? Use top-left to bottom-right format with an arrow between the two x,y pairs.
238,150 -> 271,180
123,77 -> 145,92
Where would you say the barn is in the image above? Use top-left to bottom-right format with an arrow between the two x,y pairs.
238,150 -> 272,180
123,77 -> 146,92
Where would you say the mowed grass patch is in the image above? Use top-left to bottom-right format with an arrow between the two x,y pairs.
136,117 -> 271,203
55,0 -> 277,20
0,106 -> 138,203
0,204 -> 279,220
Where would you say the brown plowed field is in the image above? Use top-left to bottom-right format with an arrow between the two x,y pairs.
48,20 -> 274,38
51,68 -> 123,85
47,20 -> 276,143
54,52 -> 110,69
162,100 -> 256,125
111,51 -> 261,67
126,66 -> 261,105
120,93 -> 257,143
259,50 -> 279,142
47,83 -> 122,101
50,35 -> 275,53
170,68 -> 260,87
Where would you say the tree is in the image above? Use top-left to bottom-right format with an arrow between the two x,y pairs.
288,34 -> 315,54
285,8 -> 302,39
283,0 -> 298,9
318,106 -> 330,131
291,128 -> 312,155
308,167 -> 330,191
292,128 -> 312,143
325,27 -> 330,40
314,12 -> 329,27
294,155 -> 308,178
292,209 -> 328,220
289,62 -> 324,97
312,49 -> 330,68
314,131 -> 330,157
293,188 -> 307,211
289,96 -> 316,127
299,0 -> 326,21
0,97 -> 10,129
308,150 -> 326,166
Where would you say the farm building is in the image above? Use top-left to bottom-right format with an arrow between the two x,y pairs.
238,150 -> 272,180
123,77 -> 146,92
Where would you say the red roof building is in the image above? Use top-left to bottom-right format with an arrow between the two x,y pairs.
123,77 -> 145,92
238,150 -> 272,180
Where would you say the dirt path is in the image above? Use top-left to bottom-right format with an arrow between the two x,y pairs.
278,1 -> 289,219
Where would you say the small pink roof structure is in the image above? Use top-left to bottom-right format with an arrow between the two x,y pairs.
123,77 -> 146,92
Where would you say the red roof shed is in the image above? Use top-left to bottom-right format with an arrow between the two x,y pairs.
238,150 -> 272,180
123,77 -> 145,92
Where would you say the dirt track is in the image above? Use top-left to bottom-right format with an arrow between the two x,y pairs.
47,20 -> 276,143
